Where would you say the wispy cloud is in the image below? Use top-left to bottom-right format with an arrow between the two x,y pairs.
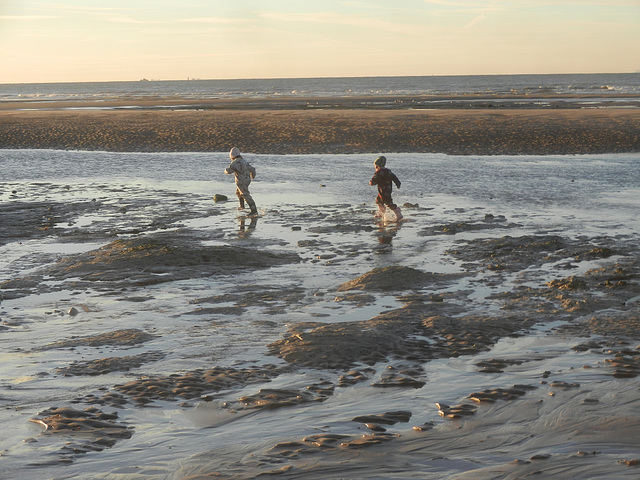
0,15 -> 60,20
427,0 -> 640,6
23,2 -> 131,17
466,13 -> 486,27
180,17 -> 246,24
33,3 -> 132,13
465,0 -> 501,28
104,15 -> 165,25
261,12 -> 414,35
422,0 -> 484,6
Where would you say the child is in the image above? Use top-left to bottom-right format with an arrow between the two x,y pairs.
225,147 -> 258,216
369,156 -> 403,221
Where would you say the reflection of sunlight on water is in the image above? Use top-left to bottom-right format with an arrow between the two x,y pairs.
35,241 -> 104,255
9,375 -> 36,385
65,214 -> 102,229
602,188 -> 640,206
257,187 -> 339,206
304,296 -> 402,323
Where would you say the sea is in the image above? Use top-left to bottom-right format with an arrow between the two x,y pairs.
1,73 -> 640,105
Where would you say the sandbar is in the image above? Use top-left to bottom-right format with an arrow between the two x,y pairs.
1,95 -> 639,155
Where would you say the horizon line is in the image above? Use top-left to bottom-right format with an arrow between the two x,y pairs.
2,71 -> 638,87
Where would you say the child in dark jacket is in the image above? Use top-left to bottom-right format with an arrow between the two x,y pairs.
369,156 -> 402,221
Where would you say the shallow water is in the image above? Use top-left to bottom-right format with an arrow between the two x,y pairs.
1,150 -> 639,479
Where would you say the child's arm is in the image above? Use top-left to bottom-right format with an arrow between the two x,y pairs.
391,173 -> 401,189
225,159 -> 238,175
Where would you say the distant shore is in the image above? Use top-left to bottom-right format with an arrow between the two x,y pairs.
1,95 -> 639,155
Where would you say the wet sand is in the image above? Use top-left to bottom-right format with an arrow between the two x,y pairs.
1,96 -> 640,155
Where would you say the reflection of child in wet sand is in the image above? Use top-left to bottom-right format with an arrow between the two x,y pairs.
369,156 -> 403,221
225,147 -> 258,216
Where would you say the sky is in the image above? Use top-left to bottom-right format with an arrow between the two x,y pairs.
1,0 -> 639,84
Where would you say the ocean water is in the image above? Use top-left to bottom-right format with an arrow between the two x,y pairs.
1,73 -> 639,104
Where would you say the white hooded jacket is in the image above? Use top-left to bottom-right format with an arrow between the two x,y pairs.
225,156 -> 256,185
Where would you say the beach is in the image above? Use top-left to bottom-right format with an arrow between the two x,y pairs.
1,96 -> 640,155
1,92 -> 640,479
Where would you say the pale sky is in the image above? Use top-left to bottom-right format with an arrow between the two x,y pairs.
1,0 -> 639,84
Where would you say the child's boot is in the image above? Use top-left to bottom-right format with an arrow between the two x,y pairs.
393,207 -> 403,221
238,197 -> 245,209
247,198 -> 258,216
374,205 -> 386,218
